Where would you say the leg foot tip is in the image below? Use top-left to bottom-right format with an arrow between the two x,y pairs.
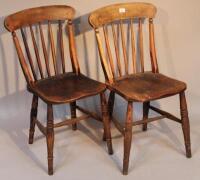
122,170 -> 128,175
48,170 -> 53,175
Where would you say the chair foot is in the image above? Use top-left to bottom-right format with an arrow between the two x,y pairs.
48,158 -> 54,175
123,102 -> 133,175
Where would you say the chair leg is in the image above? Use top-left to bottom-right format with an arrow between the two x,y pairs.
103,91 -> 115,141
142,101 -> 150,131
70,102 -> 77,130
123,102 -> 133,175
46,104 -> 54,175
180,91 -> 192,158
29,95 -> 38,144
100,92 -> 113,155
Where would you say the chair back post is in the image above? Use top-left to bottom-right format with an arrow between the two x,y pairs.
4,5 -> 80,84
89,2 -> 159,81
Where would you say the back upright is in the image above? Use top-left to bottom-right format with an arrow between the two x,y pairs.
89,2 -> 158,83
5,5 -> 80,86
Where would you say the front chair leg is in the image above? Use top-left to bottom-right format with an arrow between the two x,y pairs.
100,92 -> 113,155
142,101 -> 150,131
29,95 -> 38,144
103,91 -> 115,141
180,91 -> 192,158
70,102 -> 77,130
123,101 -> 133,175
46,104 -> 54,175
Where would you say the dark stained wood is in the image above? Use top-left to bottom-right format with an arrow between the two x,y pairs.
108,72 -> 186,102
180,92 -> 191,158
5,5 -> 113,175
48,21 -> 57,75
46,104 -> 54,175
142,101 -> 150,131
89,2 -> 191,175
30,25 -> 44,79
70,102 -> 77,130
21,28 -> 37,81
68,20 -> 80,75
39,22 -> 51,77
100,92 -> 113,155
59,20 -> 66,73
150,105 -> 182,123
29,95 -> 38,144
28,73 -> 106,104
123,102 -> 133,175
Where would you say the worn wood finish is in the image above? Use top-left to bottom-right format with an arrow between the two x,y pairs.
4,5 -> 75,31
130,19 -> 136,73
29,95 -> 38,144
180,92 -> 191,158
70,102 -> 77,130
100,92 -> 113,154
149,18 -> 159,73
68,20 -> 80,75
89,2 -> 156,28
120,20 -> 128,75
111,24 -> 122,76
90,2 -> 191,175
21,28 -> 37,81
5,5 -> 113,175
123,102 -> 133,175
139,18 -> 144,72
59,20 -> 66,73
39,22 -> 51,76
103,25 -> 115,77
142,101 -> 150,131
46,104 -> 54,175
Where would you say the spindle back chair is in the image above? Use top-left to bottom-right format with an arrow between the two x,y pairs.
5,5 -> 113,175
89,2 -> 191,175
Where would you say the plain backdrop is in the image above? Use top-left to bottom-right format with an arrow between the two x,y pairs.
0,0 -> 200,180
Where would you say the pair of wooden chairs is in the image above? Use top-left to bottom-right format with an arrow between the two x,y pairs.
4,2 -> 191,176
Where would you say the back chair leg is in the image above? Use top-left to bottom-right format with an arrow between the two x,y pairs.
70,102 -> 77,130
29,95 -> 38,144
103,91 -> 115,141
142,101 -> 150,131
100,92 -> 113,155
180,91 -> 192,158
46,104 -> 54,175
123,102 -> 133,175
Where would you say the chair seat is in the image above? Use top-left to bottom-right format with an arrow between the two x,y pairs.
29,72 -> 106,104
108,72 -> 186,102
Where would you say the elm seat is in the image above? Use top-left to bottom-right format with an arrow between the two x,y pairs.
109,72 -> 186,102
29,72 -> 106,104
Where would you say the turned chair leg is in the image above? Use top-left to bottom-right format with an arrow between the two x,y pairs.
46,104 -> 54,175
29,95 -> 38,144
70,102 -> 77,130
103,91 -> 115,141
123,102 -> 133,175
100,92 -> 113,155
142,101 -> 150,131
180,91 -> 192,158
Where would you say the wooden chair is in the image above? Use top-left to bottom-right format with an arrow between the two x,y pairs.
89,2 -> 191,175
4,5 -> 113,175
